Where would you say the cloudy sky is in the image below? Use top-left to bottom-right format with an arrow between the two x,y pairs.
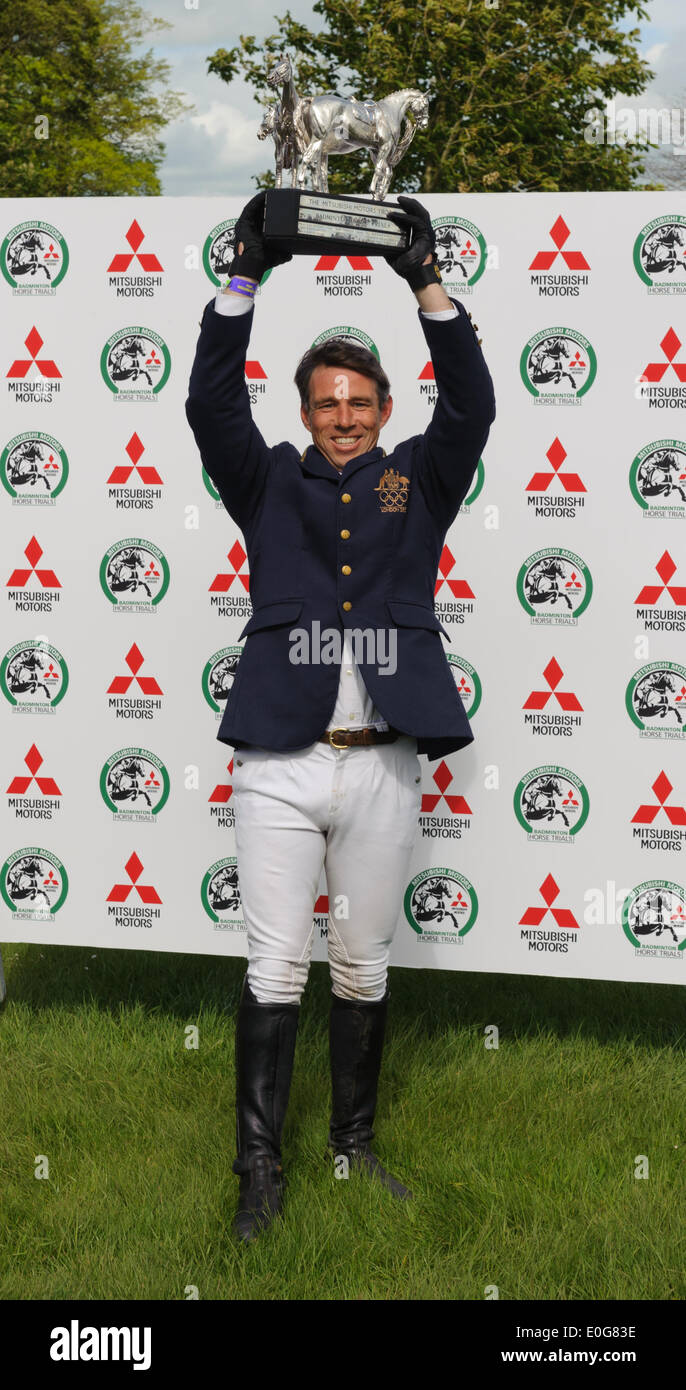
146,0 -> 686,194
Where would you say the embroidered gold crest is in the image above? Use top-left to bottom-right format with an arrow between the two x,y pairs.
374,467 -> 410,513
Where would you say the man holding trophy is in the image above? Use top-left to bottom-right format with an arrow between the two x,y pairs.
185,136 -> 496,1242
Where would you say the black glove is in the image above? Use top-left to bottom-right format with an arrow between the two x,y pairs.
384,195 -> 442,290
228,191 -> 293,282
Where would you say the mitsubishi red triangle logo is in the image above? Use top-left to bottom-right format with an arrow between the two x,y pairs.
315,255 -> 372,270
209,540 -> 250,593
7,536 -> 60,588
418,362 -> 435,380
245,361 -> 267,379
7,326 -> 61,379
640,328 -> 686,383
519,873 -> 580,928
634,550 -> 686,606
6,743 -> 61,796
434,544 -> 474,599
526,438 -> 586,493
107,851 -> 162,904
107,433 -> 163,486
523,658 -> 583,712
529,217 -> 590,271
107,643 -> 163,696
314,894 -> 330,914
631,771 -> 686,826
107,220 -> 164,273
209,759 -> 234,805
420,760 -> 472,815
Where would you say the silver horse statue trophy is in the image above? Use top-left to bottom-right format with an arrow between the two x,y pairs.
266,53 -> 430,201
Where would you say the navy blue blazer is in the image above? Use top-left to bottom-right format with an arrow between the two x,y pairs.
185,295 -> 495,760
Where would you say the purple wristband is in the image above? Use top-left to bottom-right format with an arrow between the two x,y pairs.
226,275 -> 258,298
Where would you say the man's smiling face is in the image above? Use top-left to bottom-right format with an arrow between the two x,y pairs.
300,364 -> 393,471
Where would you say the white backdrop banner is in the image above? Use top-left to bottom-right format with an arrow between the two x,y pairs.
1,192 -> 686,986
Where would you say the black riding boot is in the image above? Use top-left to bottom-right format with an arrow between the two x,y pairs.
232,974 -> 300,1243
328,987 -> 412,1200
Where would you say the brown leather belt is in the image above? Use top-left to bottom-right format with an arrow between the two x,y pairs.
319,726 -> 400,749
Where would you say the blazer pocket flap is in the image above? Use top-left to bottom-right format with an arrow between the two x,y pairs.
386,599 -> 448,637
238,600 -> 304,640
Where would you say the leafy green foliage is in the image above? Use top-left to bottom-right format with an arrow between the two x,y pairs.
0,0 -> 191,195
209,0 -> 656,193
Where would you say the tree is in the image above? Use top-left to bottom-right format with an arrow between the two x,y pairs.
208,0 -> 657,193
0,0 -> 191,196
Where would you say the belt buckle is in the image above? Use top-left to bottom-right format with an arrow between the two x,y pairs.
328,727 -> 349,749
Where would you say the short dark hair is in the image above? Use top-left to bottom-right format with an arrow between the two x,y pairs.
294,337 -> 391,411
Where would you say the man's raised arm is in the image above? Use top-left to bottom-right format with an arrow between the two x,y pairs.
184,193 -> 292,531
384,196 -> 496,524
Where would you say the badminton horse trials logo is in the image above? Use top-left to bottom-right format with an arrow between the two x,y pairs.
520,327 -> 597,400
310,325 -> 380,359
404,867 -> 478,943
517,547 -> 592,623
630,439 -> 686,518
100,327 -> 170,398
514,765 -> 589,842
100,539 -> 169,608
100,748 -> 169,818
430,215 -> 487,294
201,855 -> 246,931
622,880 -> 686,954
202,219 -> 272,289
1,846 -> 68,919
633,216 -> 686,291
626,660 -> 686,737
1,220 -> 69,292
1,639 -> 68,711
202,646 -> 244,716
1,431 -> 69,502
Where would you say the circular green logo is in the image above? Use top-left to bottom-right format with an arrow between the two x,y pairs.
520,328 -> 597,399
404,867 -> 478,938
1,221 -> 69,290
1,847 -> 69,917
311,325 -> 380,360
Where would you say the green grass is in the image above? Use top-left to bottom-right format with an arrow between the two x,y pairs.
1,943 -> 685,1301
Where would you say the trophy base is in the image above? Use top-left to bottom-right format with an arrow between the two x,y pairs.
262,189 -> 409,258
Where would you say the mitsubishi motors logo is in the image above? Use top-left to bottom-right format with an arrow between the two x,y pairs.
107,220 -> 164,298
208,758 -> 236,829
107,431 -> 163,510
315,253 -> 373,296
208,540 -> 251,618
634,549 -> 686,634
245,359 -> 268,403
434,544 -> 475,624
640,328 -> 686,382
526,437 -> 586,517
6,326 -> 61,403
631,770 -> 686,854
107,641 -> 163,720
6,742 -> 62,820
518,872 -> 580,953
638,327 -> 686,407
529,216 -> 590,297
419,760 -> 473,840
7,535 -> 61,614
523,656 -> 584,736
106,850 -> 162,930
632,770 -> 686,825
